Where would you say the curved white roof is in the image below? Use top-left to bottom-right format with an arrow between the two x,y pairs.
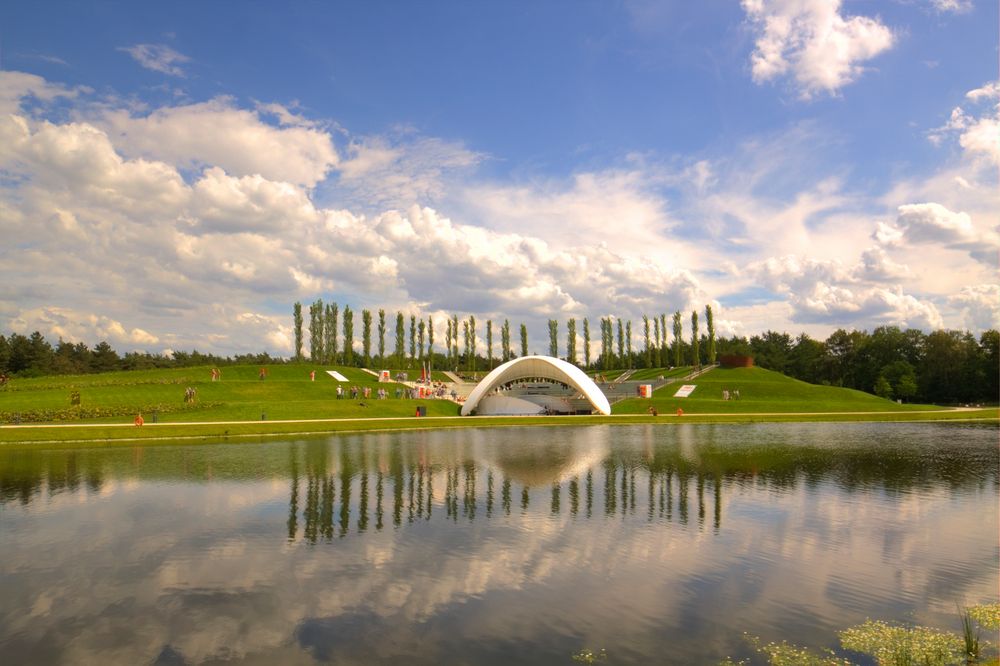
460,355 -> 611,416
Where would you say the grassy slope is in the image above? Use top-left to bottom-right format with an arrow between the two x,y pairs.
1,364 -> 994,445
0,364 -> 460,424
614,366 -> 937,414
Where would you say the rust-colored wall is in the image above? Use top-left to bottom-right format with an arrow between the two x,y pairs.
719,354 -> 754,368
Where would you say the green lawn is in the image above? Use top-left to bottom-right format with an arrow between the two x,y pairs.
0,364 -> 459,424
1,364 -> 993,445
614,366 -> 938,414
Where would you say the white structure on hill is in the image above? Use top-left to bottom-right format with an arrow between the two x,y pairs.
460,355 -> 611,416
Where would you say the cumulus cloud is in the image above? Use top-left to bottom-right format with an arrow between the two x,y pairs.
741,0 -> 895,98
948,284 -> 1000,330
118,43 -> 190,77
11,307 -> 159,348
748,253 -> 943,329
928,81 -> 1000,167
0,70 -> 88,115
332,131 -> 485,209
874,202 -> 999,267
97,98 -> 338,187
929,0 -> 972,12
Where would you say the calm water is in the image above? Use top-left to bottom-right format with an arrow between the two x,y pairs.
0,423 -> 997,665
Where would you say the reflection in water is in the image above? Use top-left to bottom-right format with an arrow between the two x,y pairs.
0,423 -> 997,665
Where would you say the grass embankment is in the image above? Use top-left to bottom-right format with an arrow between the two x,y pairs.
0,364 -> 459,424
0,364 -> 995,445
615,366 -> 942,414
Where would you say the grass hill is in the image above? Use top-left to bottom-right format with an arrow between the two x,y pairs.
614,366 -> 936,414
0,364 -> 461,424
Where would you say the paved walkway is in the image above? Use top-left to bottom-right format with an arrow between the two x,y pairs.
0,408 -> 986,430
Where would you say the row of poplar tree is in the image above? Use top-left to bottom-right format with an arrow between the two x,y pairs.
292,300 -> 718,372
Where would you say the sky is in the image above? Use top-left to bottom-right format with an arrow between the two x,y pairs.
1,0 -> 997,357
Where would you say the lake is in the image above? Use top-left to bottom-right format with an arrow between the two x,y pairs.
0,422 -> 997,664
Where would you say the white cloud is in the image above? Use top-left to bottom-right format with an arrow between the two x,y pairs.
11,307 -> 160,348
0,70 -> 88,115
118,44 -> 190,77
742,0 -> 895,98
948,284 -> 1000,330
929,0 -> 972,13
333,131 -> 484,209
98,98 -> 338,188
875,202 -> 999,267
928,81 -> 1000,166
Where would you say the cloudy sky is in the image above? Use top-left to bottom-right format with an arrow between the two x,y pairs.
1,1 -> 997,357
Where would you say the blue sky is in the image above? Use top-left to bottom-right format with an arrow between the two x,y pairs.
1,1 -> 997,356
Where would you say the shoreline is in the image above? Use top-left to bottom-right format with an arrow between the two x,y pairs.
1,408 -> 996,447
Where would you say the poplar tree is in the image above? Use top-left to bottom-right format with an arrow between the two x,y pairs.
583,318 -> 591,368
324,303 -> 336,363
343,305 -> 354,365
377,309 -> 386,365
427,316 -> 434,368
548,319 -> 558,357
643,315 -> 652,368
362,309 -> 372,365
501,319 -> 511,362
706,304 -> 716,365
654,317 -> 661,362
469,316 -> 477,371
690,310 -> 700,367
660,314 -> 668,367
293,302 -> 303,361
626,320 -> 632,368
520,323 -> 528,357
486,320 -> 493,369
452,314 -> 459,360
308,301 -> 319,362
462,320 -> 470,370
616,319 -> 624,367
418,319 -> 426,359
567,318 -> 577,365
445,317 -> 452,365
409,315 -> 416,359
395,312 -> 405,367
673,311 -> 683,367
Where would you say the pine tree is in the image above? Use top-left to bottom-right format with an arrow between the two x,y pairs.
293,302 -> 303,361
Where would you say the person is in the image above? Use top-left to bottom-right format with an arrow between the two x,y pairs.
310,370 -> 315,381
336,385 -> 343,399
647,405 -> 658,416
259,367 -> 267,380
134,413 -> 144,427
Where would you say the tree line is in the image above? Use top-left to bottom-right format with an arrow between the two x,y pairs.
1,300 -> 996,405
0,331 -> 282,377
292,300 -> 722,376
